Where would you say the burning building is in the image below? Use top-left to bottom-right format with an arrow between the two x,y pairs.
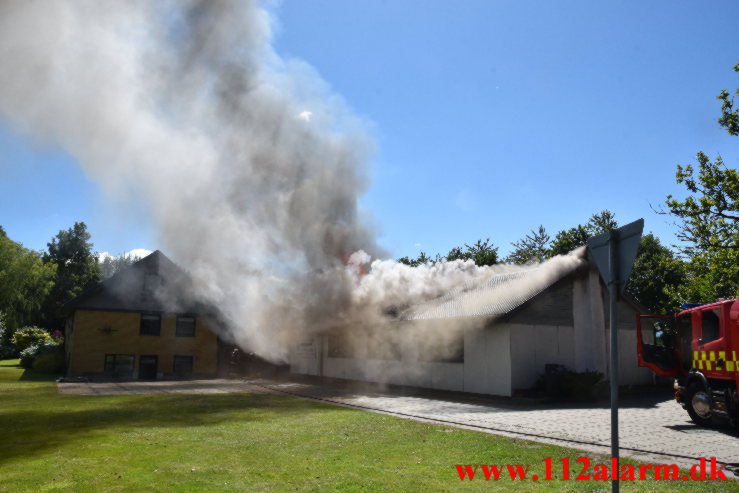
288,250 -> 653,397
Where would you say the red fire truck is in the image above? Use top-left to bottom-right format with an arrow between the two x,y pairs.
637,299 -> 739,427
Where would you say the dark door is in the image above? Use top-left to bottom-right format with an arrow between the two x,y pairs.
139,355 -> 158,380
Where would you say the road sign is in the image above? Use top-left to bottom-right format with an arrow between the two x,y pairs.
586,218 -> 644,493
587,218 -> 644,292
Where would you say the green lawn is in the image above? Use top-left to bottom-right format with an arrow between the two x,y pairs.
0,360 -> 731,492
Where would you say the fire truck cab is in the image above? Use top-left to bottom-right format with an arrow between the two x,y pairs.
637,299 -> 739,427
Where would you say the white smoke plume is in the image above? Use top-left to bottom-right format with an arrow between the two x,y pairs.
0,1 -> 585,362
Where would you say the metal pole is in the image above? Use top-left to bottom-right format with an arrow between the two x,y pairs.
609,230 -> 620,493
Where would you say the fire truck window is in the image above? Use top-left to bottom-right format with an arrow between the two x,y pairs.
700,309 -> 721,344
639,317 -> 674,347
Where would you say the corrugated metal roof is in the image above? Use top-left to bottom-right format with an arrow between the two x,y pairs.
403,254 -> 584,321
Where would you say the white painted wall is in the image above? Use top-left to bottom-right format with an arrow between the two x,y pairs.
464,324 -> 511,396
572,269 -> 607,374
615,326 -> 654,385
292,323 -> 513,395
288,266 -> 652,396
289,337 -> 321,376
509,323 -> 576,392
572,267 -> 653,386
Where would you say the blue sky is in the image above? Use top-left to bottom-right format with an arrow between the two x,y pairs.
1,1 -> 738,259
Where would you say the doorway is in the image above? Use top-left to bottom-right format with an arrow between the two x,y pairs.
138,355 -> 158,380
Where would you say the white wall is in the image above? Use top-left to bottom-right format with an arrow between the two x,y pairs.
464,324 -> 511,396
288,266 -> 653,395
615,325 -> 655,385
294,323 -> 513,395
572,267 -> 653,386
289,337 -> 321,376
572,269 -> 607,374
508,323 -> 575,392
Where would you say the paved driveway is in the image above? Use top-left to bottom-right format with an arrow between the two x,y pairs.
58,377 -> 739,477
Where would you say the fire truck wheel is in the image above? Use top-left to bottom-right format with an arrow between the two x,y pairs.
685,383 -> 713,427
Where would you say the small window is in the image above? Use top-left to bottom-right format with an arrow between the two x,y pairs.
176,316 -> 196,337
700,309 -> 721,344
104,354 -> 134,376
140,313 -> 161,336
173,355 -> 194,376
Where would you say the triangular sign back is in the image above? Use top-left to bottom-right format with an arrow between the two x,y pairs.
586,218 -> 644,293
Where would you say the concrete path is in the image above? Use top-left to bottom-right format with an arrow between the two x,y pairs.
58,377 -> 739,477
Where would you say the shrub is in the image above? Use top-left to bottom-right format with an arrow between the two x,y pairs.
538,365 -> 607,401
20,342 -> 64,373
11,326 -> 53,352
32,348 -> 65,373
559,369 -> 607,401
19,345 -> 39,369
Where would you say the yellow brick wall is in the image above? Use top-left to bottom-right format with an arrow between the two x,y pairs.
69,309 -> 219,377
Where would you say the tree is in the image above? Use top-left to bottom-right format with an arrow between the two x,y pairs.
398,251 -> 433,267
664,153 -> 738,252
673,248 -> 738,305
463,238 -> 499,266
661,61 -> 739,302
0,228 -> 56,330
99,252 -> 141,278
586,210 -> 618,236
626,234 -> 686,313
506,225 -> 550,264
717,62 -> 739,136
443,239 -> 499,265
42,222 -> 100,330
548,210 -> 618,256
0,312 -> 16,359
549,225 -> 590,256
665,61 -> 738,253
398,238 -> 499,267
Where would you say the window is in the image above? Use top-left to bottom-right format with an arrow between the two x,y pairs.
176,316 -> 196,337
700,309 -> 721,344
140,313 -> 161,336
104,354 -> 134,376
173,355 -> 193,376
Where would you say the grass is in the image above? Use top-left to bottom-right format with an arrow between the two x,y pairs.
0,360 -> 732,492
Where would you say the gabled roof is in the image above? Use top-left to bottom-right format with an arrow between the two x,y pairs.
404,261 -> 585,321
403,246 -> 647,322
61,250 -> 210,315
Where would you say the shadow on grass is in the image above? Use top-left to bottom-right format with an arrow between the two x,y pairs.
0,385 -> 341,465
18,368 -> 59,381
